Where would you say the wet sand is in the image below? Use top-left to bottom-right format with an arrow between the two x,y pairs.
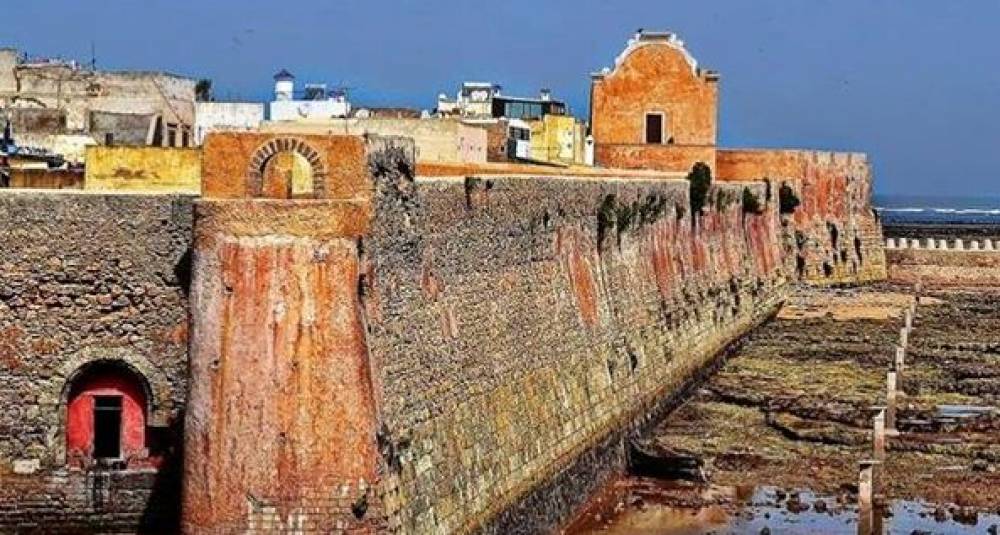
564,284 -> 1000,534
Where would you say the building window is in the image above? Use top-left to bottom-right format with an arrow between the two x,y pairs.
93,395 -> 123,459
645,113 -> 664,144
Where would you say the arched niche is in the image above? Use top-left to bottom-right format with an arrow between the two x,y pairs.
60,359 -> 154,468
246,137 -> 327,198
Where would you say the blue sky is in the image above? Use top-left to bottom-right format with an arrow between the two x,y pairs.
7,0 -> 1000,196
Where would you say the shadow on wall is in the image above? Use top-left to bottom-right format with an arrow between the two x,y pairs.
173,249 -> 192,296
139,411 -> 185,533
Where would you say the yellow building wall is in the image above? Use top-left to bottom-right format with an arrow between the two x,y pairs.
84,146 -> 202,194
529,115 -> 585,165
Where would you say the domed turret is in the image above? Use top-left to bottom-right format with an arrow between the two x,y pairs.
273,69 -> 295,101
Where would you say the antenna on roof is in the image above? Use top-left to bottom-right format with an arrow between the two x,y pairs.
90,41 -> 96,70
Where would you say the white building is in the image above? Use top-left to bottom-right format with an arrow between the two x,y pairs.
268,69 -> 351,121
435,82 -> 499,118
194,102 -> 264,145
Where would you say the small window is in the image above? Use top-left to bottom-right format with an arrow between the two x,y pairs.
93,395 -> 123,459
645,113 -> 663,144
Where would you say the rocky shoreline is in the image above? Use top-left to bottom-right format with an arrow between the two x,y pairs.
565,284 -> 1000,533
883,222 -> 1000,242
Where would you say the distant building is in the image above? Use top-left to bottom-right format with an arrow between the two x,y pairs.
435,82 -> 567,120
590,31 -> 719,172
528,114 -> 587,165
269,70 -> 351,121
194,102 -> 264,145
260,117 -> 487,164
0,47 -> 198,161
436,82 -> 581,163
352,107 -> 424,119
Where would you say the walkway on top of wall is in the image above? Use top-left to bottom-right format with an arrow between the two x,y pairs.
415,161 -> 684,180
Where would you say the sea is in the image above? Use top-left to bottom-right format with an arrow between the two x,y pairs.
875,194 -> 1000,227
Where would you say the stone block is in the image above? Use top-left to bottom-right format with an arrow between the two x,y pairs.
12,459 -> 40,474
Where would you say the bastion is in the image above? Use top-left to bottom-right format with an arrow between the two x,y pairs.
0,31 -> 887,534
0,128 -> 884,532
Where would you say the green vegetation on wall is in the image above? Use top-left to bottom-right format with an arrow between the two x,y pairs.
686,162 -> 712,220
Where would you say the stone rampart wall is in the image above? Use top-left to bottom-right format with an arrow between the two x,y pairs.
0,134 -> 888,533
717,148 -> 885,285
0,191 -> 193,532
364,155 -> 790,532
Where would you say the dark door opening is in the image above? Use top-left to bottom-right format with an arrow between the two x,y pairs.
645,113 -> 663,144
93,395 -> 122,459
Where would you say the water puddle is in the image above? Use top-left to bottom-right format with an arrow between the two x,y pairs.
935,404 -> 996,421
571,486 -> 1000,535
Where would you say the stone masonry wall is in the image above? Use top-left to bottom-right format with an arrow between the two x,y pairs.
363,153 -> 790,533
717,148 -> 886,285
0,191 -> 192,533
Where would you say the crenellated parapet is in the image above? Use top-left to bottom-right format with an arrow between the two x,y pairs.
886,237 -> 997,252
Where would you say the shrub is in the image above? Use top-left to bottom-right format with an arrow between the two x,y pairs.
686,162 -> 712,219
597,194 -> 617,247
779,182 -> 801,214
742,187 -> 764,214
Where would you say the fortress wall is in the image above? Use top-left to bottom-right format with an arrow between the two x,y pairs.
178,133 -> 384,533
0,191 -> 193,532
182,201 -> 382,533
365,150 -> 790,532
717,148 -> 886,285
887,248 -> 1000,286
594,144 -> 717,174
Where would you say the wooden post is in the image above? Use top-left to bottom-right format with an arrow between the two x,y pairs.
904,310 -> 912,332
886,371 -> 898,436
858,460 -> 880,535
894,345 -> 905,373
899,326 -> 908,349
872,410 -> 886,460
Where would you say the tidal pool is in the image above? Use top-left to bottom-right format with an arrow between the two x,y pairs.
572,487 -> 1000,535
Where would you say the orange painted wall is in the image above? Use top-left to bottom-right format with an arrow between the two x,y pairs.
183,210 -> 379,533
183,133 -> 384,532
595,144 -> 717,174
200,132 -> 371,201
591,38 -> 718,174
